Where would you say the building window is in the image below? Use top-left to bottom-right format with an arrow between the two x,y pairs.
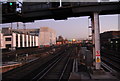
6,44 -> 11,48
5,38 -> 11,41
20,35 -> 22,47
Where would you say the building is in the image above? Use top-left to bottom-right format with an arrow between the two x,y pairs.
100,31 -> 120,44
38,27 -> 56,46
100,31 -> 120,51
0,27 -> 56,49
0,28 -> 39,50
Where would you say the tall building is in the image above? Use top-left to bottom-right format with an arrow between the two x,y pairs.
38,27 -> 56,46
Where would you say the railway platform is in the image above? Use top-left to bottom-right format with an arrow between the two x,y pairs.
69,72 -> 119,81
69,47 -> 119,81
69,62 -> 119,81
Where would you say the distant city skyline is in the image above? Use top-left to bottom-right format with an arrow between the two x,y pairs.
0,14 -> 118,40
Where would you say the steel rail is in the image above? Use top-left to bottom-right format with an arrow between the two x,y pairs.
31,48 -> 72,81
101,57 -> 120,71
32,54 -> 64,81
58,51 -> 73,81
101,62 -> 120,80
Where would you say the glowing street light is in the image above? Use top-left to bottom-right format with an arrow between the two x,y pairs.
72,39 -> 76,42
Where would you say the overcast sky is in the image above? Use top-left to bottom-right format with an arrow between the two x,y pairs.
0,14 -> 118,40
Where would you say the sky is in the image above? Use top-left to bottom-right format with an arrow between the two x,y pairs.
0,14 -> 118,40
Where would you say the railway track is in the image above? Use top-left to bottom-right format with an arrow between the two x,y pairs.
2,45 -> 74,80
101,53 -> 120,64
101,50 -> 120,63
101,54 -> 120,81
101,62 -> 120,80
32,47 -> 74,81
101,49 -> 120,72
101,51 -> 120,72
2,46 -> 62,62
101,57 -> 120,71
101,52 -> 120,80
2,45 -> 68,80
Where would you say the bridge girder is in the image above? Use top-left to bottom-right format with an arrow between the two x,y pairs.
2,2 -> 120,23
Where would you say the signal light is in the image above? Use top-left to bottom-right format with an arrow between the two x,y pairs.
2,2 -> 17,14
9,2 -> 13,6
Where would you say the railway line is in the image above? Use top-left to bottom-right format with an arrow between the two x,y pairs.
101,57 -> 120,71
101,50 -> 120,72
2,46 -> 61,62
32,47 -> 74,80
101,49 -> 120,58
101,50 -> 120,64
101,50 -> 120,80
101,61 -> 120,80
2,44 -> 76,80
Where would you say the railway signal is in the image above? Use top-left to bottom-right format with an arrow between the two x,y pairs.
9,2 -> 13,6
7,2 -> 16,13
2,2 -> 17,14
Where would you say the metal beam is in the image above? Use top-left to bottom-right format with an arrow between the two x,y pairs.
2,2 -> 120,23
72,2 -> 120,15
91,16 -> 95,67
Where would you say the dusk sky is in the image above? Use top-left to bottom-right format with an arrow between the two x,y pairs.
0,14 -> 118,40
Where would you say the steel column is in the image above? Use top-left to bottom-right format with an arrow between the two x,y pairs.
93,12 -> 101,70
91,16 -> 95,67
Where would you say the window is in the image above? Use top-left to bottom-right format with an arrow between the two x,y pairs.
5,37 -> 11,41
6,44 -> 11,48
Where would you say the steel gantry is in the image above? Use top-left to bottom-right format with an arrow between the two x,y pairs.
2,2 -> 120,23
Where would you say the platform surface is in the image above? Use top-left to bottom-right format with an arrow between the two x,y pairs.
69,72 -> 120,81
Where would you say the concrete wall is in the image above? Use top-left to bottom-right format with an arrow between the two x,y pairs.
39,27 -> 56,46
0,33 -> 4,49
18,34 -> 20,48
35,36 -> 38,46
12,33 -> 16,48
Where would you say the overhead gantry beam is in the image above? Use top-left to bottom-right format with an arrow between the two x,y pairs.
2,2 -> 120,23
